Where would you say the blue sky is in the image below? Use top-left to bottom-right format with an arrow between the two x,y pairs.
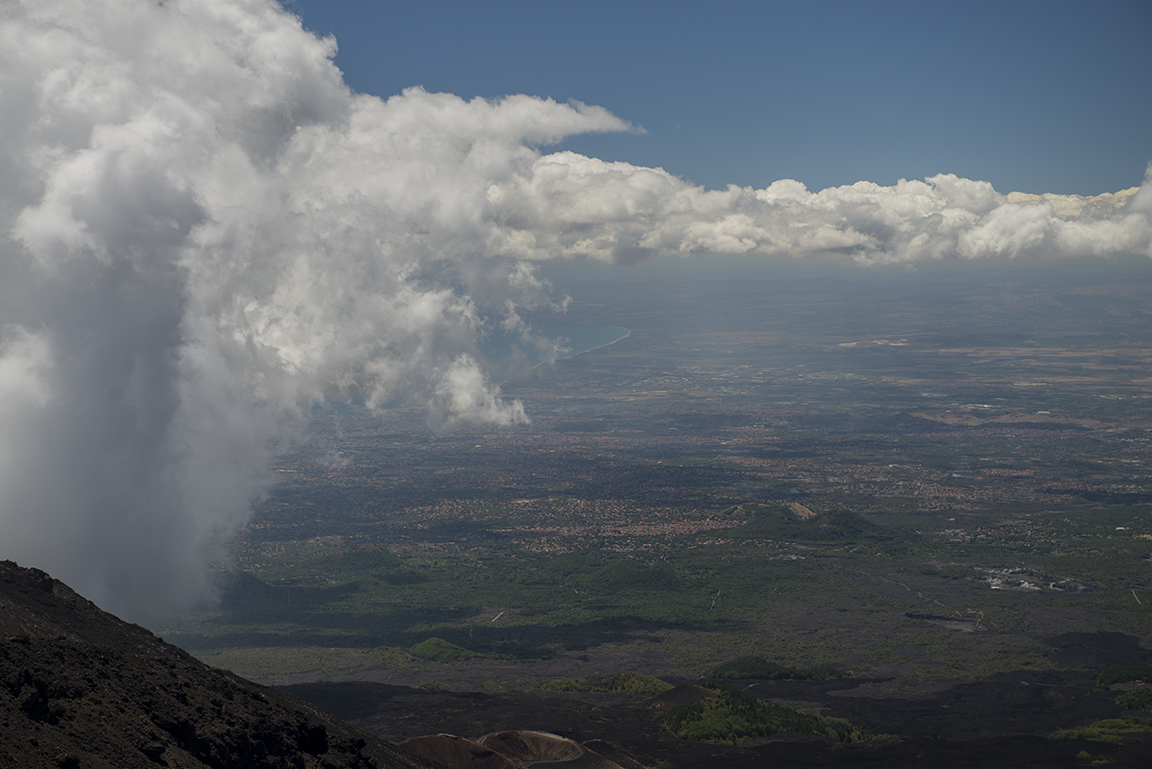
289,0 -> 1152,196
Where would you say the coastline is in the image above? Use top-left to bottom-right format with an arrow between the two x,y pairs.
554,327 -> 631,360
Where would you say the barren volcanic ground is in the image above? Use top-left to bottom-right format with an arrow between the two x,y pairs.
281,657 -> 1152,768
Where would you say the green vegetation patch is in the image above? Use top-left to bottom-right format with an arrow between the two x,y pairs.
1096,665 -> 1152,687
1115,689 -> 1152,711
188,645 -> 371,681
705,655 -> 846,681
582,560 -> 685,593
666,684 -> 872,745
1050,716 -> 1152,744
533,671 -> 674,695
408,637 -> 479,663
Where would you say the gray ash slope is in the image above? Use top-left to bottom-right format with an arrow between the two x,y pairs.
0,561 -> 440,769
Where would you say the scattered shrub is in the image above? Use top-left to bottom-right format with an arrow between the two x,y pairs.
415,680 -> 451,692
1115,689 -> 1152,711
705,655 -> 846,681
1095,665 -> 1152,687
1050,716 -> 1152,743
533,671 -> 674,695
666,684 -> 871,745
408,637 -> 476,663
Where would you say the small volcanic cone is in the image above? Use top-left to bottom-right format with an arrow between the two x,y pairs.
474,731 -> 584,764
400,734 -> 516,769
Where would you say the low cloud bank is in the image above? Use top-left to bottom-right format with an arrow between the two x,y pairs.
490,154 -> 1149,264
1,0 -> 1148,617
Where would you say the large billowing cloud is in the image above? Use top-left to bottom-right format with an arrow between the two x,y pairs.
1,0 -> 1149,618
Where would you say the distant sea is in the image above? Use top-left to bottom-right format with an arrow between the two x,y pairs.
536,325 -> 630,360
479,325 -> 629,368
311,325 -> 629,417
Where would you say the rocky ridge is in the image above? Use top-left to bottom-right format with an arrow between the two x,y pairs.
0,561 -> 439,769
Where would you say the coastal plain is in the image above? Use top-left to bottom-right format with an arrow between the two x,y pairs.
151,257 -> 1152,763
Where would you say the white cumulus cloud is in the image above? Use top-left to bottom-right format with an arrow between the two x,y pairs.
486,158 -> 1150,264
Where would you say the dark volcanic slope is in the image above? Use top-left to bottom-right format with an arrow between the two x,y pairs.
284,676 -> 1152,769
0,561 -> 440,769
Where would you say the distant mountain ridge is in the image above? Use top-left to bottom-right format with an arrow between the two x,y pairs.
0,560 -> 438,769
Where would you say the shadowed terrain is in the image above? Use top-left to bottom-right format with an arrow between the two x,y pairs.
283,669 -> 1152,768
0,561 -> 437,769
